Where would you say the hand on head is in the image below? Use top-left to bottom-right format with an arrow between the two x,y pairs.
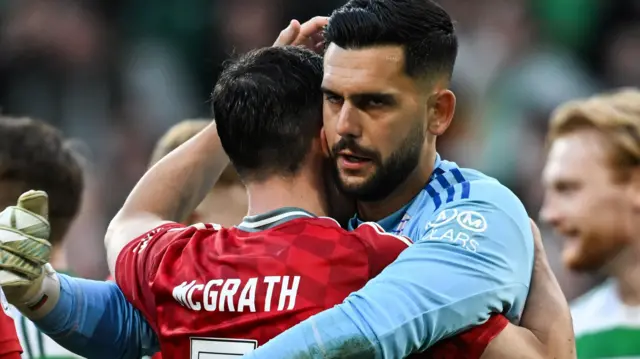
273,17 -> 328,54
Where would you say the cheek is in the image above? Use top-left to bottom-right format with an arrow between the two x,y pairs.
322,108 -> 339,147
366,119 -> 410,158
578,191 -> 631,244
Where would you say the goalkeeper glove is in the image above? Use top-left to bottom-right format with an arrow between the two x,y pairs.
0,190 -> 59,317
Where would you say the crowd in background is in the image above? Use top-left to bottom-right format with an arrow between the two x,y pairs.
0,0 -> 637,300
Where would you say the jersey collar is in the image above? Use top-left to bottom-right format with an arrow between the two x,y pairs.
348,152 -> 443,232
237,207 -> 315,232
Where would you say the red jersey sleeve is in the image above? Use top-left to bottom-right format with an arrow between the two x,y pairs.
114,222 -> 186,326
427,314 -> 509,358
0,289 -> 21,358
352,222 -> 412,277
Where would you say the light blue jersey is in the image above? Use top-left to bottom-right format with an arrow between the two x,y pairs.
32,274 -> 157,359
243,154 -> 534,358
30,154 -> 533,359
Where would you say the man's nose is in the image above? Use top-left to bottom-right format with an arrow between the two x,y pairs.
335,103 -> 362,138
539,199 -> 561,228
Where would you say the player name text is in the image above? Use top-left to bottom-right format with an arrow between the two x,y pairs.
172,276 -> 300,313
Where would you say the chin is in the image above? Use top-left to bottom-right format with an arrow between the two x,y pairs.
563,251 -> 603,273
337,176 -> 367,194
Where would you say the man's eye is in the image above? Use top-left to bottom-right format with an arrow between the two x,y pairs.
367,98 -> 385,107
325,94 -> 343,104
556,182 -> 580,194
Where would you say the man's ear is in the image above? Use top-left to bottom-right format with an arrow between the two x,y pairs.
427,89 -> 456,136
629,167 -> 640,212
320,128 -> 330,158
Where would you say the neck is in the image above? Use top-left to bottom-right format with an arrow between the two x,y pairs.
357,150 -> 436,221
607,245 -> 640,305
245,174 -> 328,218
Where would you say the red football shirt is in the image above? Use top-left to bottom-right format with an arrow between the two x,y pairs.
0,289 -> 22,359
116,209 -> 507,358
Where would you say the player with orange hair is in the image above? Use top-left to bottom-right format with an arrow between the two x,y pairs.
541,88 -> 640,357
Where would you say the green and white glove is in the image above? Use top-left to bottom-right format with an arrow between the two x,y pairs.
0,190 -> 59,317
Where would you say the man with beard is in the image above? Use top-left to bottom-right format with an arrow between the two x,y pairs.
541,88 -> 640,358
244,0 -> 554,357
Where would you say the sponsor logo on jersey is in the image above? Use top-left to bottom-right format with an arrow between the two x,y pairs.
172,276 -> 300,313
456,211 -> 488,232
427,209 -> 458,228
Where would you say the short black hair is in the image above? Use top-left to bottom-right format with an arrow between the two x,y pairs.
325,0 -> 458,78
0,117 -> 83,245
212,46 -> 324,181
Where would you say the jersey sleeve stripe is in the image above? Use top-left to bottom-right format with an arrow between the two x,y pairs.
427,167 -> 472,208
435,174 -> 450,189
461,181 -> 471,199
450,167 -> 466,183
425,184 -> 442,209
446,186 -> 456,203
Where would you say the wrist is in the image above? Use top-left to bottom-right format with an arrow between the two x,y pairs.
14,264 -> 61,319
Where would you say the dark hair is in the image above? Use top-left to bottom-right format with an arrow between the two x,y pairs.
0,117 -> 83,244
325,0 -> 458,78
212,46 -> 324,181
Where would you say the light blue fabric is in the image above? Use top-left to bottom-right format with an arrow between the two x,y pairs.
33,274 -> 158,359
243,154 -> 534,358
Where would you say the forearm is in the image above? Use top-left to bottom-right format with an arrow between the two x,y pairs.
247,266 -> 526,359
27,274 -> 157,359
119,122 -> 227,222
483,222 -> 575,359
106,122 -> 229,272
519,253 -> 575,358
245,305 -> 378,359
481,324 -> 546,359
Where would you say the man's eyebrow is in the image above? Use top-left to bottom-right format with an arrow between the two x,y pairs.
321,87 -> 397,98
354,92 -> 396,98
320,87 -> 338,95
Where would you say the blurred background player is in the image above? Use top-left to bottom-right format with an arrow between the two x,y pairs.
541,88 -> 640,358
147,119 -> 246,227
0,117 -> 84,359
0,288 -> 22,359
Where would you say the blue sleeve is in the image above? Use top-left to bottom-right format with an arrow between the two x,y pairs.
32,273 -> 159,359
244,181 -> 533,359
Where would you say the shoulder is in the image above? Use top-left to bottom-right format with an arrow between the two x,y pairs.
418,166 -> 527,228
408,166 -> 533,259
571,280 -> 616,325
450,166 -> 523,208
422,160 -> 524,209
118,222 -> 227,274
